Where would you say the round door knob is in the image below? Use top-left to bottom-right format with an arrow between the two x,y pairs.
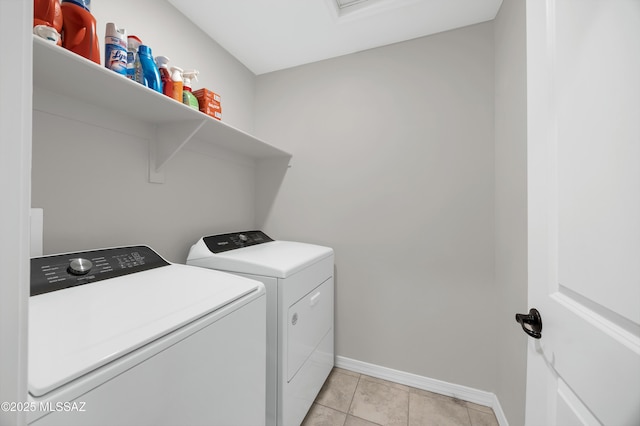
68,258 -> 93,275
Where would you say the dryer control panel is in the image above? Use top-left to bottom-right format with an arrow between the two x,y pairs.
203,230 -> 274,254
30,245 -> 170,296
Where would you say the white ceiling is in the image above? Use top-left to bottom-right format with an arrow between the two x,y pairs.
168,0 -> 503,75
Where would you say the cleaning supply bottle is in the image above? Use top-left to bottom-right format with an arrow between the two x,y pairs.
60,0 -> 100,64
126,35 -> 143,83
33,25 -> 62,45
138,45 -> 162,93
34,0 -> 63,46
182,70 -> 199,110
170,66 -> 183,103
155,56 -> 173,98
104,23 -> 127,76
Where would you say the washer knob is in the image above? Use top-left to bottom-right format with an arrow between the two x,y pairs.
68,258 -> 93,275
238,234 -> 248,242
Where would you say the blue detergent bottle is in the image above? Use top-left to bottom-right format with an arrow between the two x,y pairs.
138,45 -> 162,93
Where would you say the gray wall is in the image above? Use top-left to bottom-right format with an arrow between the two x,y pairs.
494,0 -> 528,423
255,23 -> 497,392
32,0 -> 258,262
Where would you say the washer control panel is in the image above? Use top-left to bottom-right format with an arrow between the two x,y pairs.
30,246 -> 170,296
203,230 -> 274,254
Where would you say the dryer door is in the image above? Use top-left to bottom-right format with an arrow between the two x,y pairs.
287,277 -> 333,381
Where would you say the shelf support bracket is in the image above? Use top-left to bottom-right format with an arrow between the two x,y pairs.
149,119 -> 207,183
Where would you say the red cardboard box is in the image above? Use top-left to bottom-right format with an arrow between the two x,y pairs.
193,88 -> 221,104
194,88 -> 222,120
199,101 -> 221,112
200,108 -> 222,120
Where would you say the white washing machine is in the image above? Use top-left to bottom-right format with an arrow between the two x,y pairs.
187,231 -> 334,426
28,245 -> 266,426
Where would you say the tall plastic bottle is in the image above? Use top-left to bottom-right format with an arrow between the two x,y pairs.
34,0 -> 63,45
182,70 -> 199,110
138,45 -> 162,93
155,56 -> 173,98
104,23 -> 127,75
60,0 -> 100,64
126,35 -> 143,83
170,66 -> 183,103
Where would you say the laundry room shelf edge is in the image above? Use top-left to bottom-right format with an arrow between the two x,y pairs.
32,36 -> 291,183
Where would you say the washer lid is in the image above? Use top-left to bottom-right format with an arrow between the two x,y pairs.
28,264 -> 261,397
188,240 -> 334,278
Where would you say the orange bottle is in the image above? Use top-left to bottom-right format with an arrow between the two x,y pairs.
60,0 -> 100,64
34,0 -> 63,46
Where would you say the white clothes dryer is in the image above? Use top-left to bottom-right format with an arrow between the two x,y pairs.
28,245 -> 266,426
187,231 -> 334,426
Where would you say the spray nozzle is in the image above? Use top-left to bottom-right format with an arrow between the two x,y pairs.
182,70 -> 199,88
170,66 -> 183,81
155,56 -> 170,69
127,35 -> 142,50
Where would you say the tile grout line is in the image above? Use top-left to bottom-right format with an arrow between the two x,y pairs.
465,405 -> 473,426
346,373 -> 362,416
312,370 -> 366,426
340,372 -> 361,426
406,384 -> 411,426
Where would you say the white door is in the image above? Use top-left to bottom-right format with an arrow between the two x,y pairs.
524,0 -> 640,425
0,1 -> 32,425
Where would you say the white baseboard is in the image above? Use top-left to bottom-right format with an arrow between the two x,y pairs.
335,356 -> 509,426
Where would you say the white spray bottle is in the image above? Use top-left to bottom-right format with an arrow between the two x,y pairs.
182,70 -> 199,110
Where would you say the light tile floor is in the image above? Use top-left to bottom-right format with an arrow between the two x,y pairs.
302,368 -> 499,426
